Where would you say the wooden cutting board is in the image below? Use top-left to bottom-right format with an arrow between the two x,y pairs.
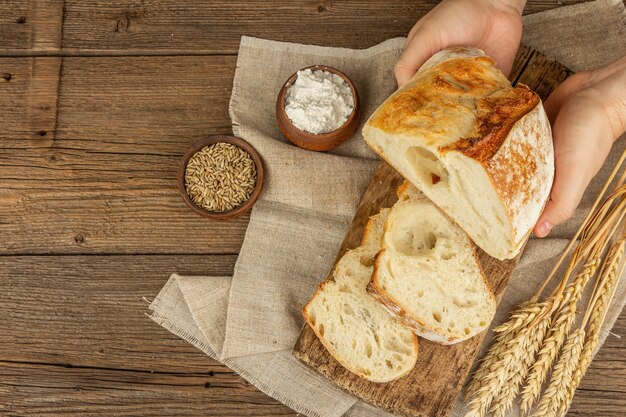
293,45 -> 573,417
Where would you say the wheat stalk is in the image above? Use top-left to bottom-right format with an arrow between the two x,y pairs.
520,255 -> 600,413
530,150 -> 626,301
532,328 -> 586,417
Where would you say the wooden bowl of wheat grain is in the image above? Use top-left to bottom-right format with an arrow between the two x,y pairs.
178,135 -> 264,220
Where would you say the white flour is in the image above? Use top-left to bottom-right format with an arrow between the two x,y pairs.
284,69 -> 354,134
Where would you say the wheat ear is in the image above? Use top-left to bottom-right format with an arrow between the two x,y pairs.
492,299 -> 546,334
464,330 -> 532,417
464,300 -> 552,417
532,328 -> 586,417
519,255 -> 600,414
465,300 -> 537,399
561,239 -> 626,415
488,311 -> 551,417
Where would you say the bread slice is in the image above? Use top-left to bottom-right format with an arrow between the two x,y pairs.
363,47 -> 554,260
368,183 -> 496,344
302,210 -> 419,383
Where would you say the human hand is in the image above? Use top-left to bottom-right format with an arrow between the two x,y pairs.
395,0 -> 526,86
534,56 -> 626,237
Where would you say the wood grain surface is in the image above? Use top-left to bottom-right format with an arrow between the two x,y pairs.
0,1 -> 623,416
292,47 -> 578,417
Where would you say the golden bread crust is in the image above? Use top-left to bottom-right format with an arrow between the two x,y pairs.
442,84 -> 540,163
367,56 -> 539,158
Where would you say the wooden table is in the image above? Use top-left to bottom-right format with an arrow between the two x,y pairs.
1,1 -> 624,415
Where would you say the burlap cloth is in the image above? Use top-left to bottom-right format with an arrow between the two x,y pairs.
149,1 -> 626,416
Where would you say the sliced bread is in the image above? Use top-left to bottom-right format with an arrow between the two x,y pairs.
363,47 -> 554,260
368,183 -> 496,345
302,209 -> 419,382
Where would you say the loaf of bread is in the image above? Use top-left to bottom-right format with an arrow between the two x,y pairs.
302,210 -> 419,383
363,47 -> 554,260
368,183 -> 496,344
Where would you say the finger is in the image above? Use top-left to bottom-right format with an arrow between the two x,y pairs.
394,27 -> 439,87
534,157 -> 591,238
534,97 -> 612,237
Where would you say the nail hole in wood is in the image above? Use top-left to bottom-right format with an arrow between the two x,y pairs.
75,235 -> 85,244
39,130 -> 47,137
2,73 -> 11,81
318,5 -> 326,12
49,155 -> 57,162
204,382 -> 211,388
16,16 -> 27,24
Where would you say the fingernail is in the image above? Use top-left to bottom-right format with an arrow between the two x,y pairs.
536,221 -> 553,238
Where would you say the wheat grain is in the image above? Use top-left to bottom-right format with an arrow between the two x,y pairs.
184,143 -> 257,212
560,240 -> 625,415
520,255 -> 600,413
464,300 -> 553,417
492,300 -> 545,334
489,312 -> 550,417
465,329 -> 532,417
560,339 -> 594,417
465,300 -> 537,399
532,328 -> 585,417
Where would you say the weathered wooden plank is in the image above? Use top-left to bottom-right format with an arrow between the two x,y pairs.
30,0 -> 64,51
0,1 -> 32,51
0,362 -> 294,416
510,46 -> 573,100
0,167 -> 249,254
26,57 -> 61,140
577,354 -> 626,393
0,1 -> 63,52
0,56 -> 250,254
567,388 -> 626,417
0,255 -> 236,371
1,55 -> 235,143
0,57 -> 61,141
0,1 -> 594,54
56,56 -> 235,146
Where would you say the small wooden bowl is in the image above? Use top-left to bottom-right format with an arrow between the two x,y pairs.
177,135 -> 264,220
276,65 -> 360,152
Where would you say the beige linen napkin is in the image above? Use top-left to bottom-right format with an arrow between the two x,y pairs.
149,1 -> 626,416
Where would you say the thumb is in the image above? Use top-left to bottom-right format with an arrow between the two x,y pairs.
534,95 -> 613,238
